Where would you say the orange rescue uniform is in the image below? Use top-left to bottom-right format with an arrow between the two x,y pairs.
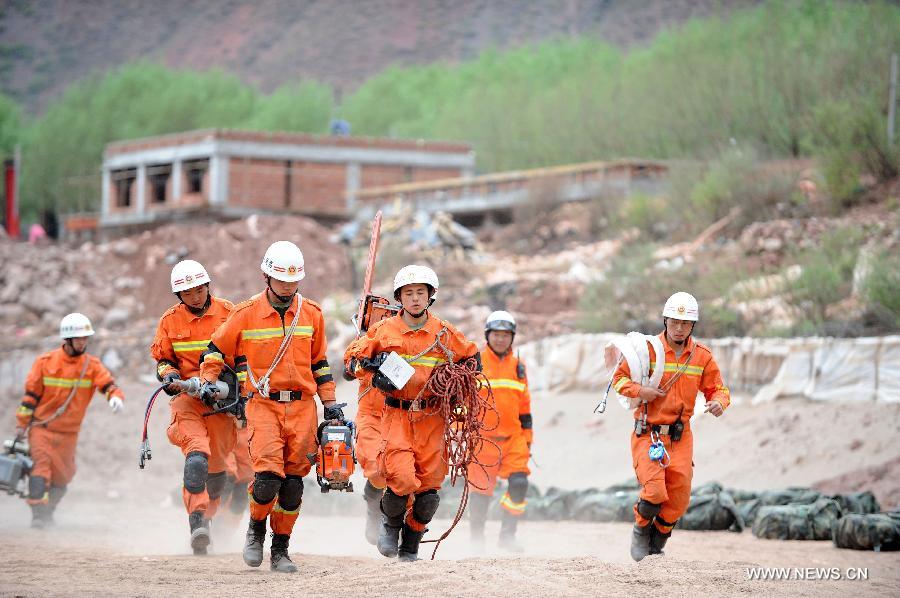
150,296 -> 235,518
467,346 -> 532,516
17,348 -> 124,504
200,292 -> 335,536
346,314 -> 477,497
613,333 -> 730,533
342,340 -> 386,488
226,425 -> 254,485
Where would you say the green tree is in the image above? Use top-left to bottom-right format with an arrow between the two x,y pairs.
0,92 -> 22,157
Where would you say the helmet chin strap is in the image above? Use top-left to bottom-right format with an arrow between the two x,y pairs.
64,339 -> 86,356
175,284 -> 212,314
266,276 -> 296,303
663,317 -> 695,347
181,292 -> 211,316
485,332 -> 515,357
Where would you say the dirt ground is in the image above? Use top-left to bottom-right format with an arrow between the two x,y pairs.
2,382 -> 899,597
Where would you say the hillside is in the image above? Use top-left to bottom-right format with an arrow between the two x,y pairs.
0,0 -> 758,112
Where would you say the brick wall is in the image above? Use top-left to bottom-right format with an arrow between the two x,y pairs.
412,167 -> 462,182
228,158 -> 287,210
289,161 -> 346,215
360,164 -> 411,188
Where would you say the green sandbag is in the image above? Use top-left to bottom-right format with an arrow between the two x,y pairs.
680,490 -> 745,532
831,511 -> 900,551
752,497 -> 842,541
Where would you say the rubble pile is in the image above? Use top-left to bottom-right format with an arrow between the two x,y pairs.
0,215 -> 353,383
739,211 -> 899,266
338,203 -> 482,264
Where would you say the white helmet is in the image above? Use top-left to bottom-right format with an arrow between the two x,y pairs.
60,313 -> 95,339
662,292 -> 700,322
393,265 -> 439,299
485,310 -> 516,333
170,260 -> 210,293
261,241 -> 305,282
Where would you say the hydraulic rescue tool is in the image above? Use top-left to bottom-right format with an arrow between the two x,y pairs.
0,437 -> 32,497
139,369 -> 244,469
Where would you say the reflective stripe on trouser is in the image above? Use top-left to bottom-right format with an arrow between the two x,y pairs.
167,392 -> 237,516
355,390 -> 386,488
631,427 -> 693,533
466,433 -> 530,514
27,427 -> 78,505
247,484 -> 302,536
377,407 -> 448,497
271,502 -> 300,535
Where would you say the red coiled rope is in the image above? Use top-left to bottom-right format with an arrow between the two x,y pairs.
414,351 -> 498,559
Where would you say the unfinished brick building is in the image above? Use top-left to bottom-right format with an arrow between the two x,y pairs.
100,129 -> 474,229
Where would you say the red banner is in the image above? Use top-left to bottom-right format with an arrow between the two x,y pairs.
4,159 -> 19,238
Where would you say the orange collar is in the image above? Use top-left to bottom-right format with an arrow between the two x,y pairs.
659,331 -> 694,358
253,291 -> 301,321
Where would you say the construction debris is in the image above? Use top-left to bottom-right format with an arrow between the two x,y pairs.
338,202 -> 482,262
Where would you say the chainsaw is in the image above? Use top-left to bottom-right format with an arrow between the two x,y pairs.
352,210 -> 400,338
308,403 -> 356,493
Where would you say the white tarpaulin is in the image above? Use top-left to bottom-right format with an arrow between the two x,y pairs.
876,336 -> 900,403
806,337 -> 879,402
517,333 -> 900,404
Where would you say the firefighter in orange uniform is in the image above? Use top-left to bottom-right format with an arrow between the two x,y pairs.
467,311 -> 532,552
15,313 -> 125,527
150,260 -> 235,554
345,265 -> 479,562
612,292 -> 730,561
342,338 -> 387,545
199,241 -> 340,573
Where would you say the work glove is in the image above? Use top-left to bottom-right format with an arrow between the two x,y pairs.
162,372 -> 182,396
371,370 -> 398,394
323,402 -> 347,423
199,381 -> 221,406
14,427 -> 26,442
359,352 -> 389,372
342,359 -> 357,381
108,396 -> 124,414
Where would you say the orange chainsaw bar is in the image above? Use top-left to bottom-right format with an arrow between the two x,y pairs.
354,210 -> 383,336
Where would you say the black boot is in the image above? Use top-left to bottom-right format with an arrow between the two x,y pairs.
363,481 -> 384,546
270,533 -> 298,573
468,493 -> 490,544
649,525 -> 671,555
29,504 -> 52,529
498,513 -> 524,553
377,490 -> 406,558
630,523 -> 652,562
398,524 -> 425,562
243,518 -> 266,567
189,511 -> 210,555
378,516 -> 402,558
46,485 -> 66,525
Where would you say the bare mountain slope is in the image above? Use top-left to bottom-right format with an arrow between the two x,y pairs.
1,0 -> 757,111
